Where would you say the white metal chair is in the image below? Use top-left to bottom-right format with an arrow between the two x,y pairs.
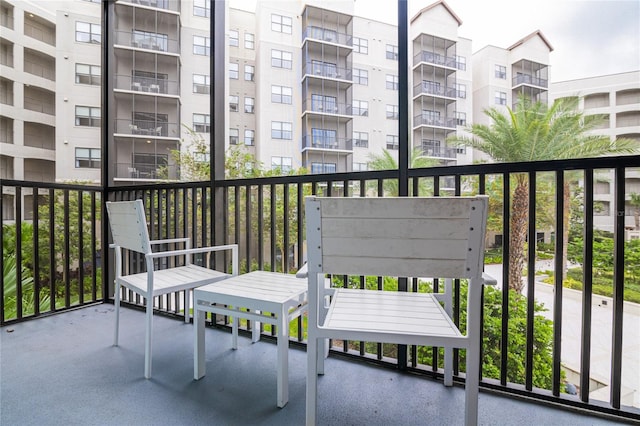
304,196 -> 494,426
105,199 -> 238,379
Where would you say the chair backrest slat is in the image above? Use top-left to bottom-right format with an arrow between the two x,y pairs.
105,200 -> 152,254
306,196 -> 488,279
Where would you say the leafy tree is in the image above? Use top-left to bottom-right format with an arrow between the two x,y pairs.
449,95 -> 639,292
367,148 -> 438,195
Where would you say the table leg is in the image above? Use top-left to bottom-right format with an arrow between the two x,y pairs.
194,307 -> 206,380
276,308 -> 289,408
232,307 -> 239,350
252,310 -> 261,343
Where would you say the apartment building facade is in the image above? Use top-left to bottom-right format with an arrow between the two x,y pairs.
551,71 -> 640,235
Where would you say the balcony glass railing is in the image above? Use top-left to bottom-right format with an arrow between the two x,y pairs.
413,81 -> 457,98
114,30 -> 179,54
302,62 -> 352,81
302,99 -> 351,116
413,113 -> 456,129
302,134 -> 352,151
114,119 -> 179,137
413,50 -> 457,68
513,74 -> 548,88
113,162 -> 178,180
114,74 -> 178,96
302,26 -> 352,47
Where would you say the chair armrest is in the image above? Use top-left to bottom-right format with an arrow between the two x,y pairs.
482,272 -> 498,286
150,237 -> 190,246
295,263 -> 308,278
146,244 -> 237,260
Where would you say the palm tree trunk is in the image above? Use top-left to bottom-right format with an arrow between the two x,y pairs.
562,181 -> 571,282
509,177 -> 528,293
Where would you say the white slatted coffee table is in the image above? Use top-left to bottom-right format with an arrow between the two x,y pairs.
193,271 -> 307,408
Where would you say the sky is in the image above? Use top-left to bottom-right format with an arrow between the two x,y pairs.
360,0 -> 640,82
232,0 -> 640,82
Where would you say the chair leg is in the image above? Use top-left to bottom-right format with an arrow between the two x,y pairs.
184,289 -> 190,324
194,307 -> 206,380
306,336 -> 318,426
144,295 -> 154,379
252,310 -> 261,343
444,346 -> 453,386
276,309 -> 289,408
113,281 -> 121,346
231,308 -> 239,350
317,338 -> 327,375
465,346 -> 480,426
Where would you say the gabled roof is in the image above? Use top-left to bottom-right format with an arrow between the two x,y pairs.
507,30 -> 554,52
410,0 -> 462,26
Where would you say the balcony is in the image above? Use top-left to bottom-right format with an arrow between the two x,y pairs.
302,99 -> 352,118
114,30 -> 179,55
302,62 -> 352,82
114,119 -> 179,138
2,156 -> 640,425
0,304 -> 626,425
120,0 -> 179,13
114,74 -> 179,96
413,113 -> 457,130
413,81 -> 457,99
113,162 -> 179,180
301,134 -> 352,151
413,50 -> 457,69
302,25 -> 352,47
513,73 -> 548,88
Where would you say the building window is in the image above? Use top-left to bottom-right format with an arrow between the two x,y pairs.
75,106 -> 100,127
75,148 -> 100,168
193,74 -> 210,94
353,162 -> 368,172
75,21 -> 100,44
353,131 -> 369,148
244,65 -> 255,81
244,97 -> 254,113
386,44 -> 398,60
456,55 -> 466,71
456,112 -> 467,126
245,32 -> 255,49
244,129 -> 255,146
495,65 -> 506,79
193,0 -> 210,17
495,91 -> 507,105
272,121 -> 292,140
229,95 -> 239,112
311,163 -> 337,174
353,68 -> 368,85
271,156 -> 292,173
271,49 -> 292,69
353,37 -> 368,54
229,128 -> 239,145
193,114 -> 210,133
229,30 -> 239,47
272,85 -> 292,104
271,14 -> 292,34
386,105 -> 399,120
193,35 -> 210,56
386,74 -> 399,90
386,135 -> 399,150
75,63 -> 100,85
456,83 -> 466,98
229,63 -> 239,79
352,100 -> 369,116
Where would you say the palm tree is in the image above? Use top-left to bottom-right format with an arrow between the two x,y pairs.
367,147 -> 438,196
449,95 -> 638,292
630,193 -> 640,230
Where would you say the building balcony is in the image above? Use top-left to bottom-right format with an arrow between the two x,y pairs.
114,30 -> 179,55
114,74 -> 179,96
113,118 -> 180,138
302,25 -> 352,47
113,162 -> 179,180
413,113 -> 457,130
413,50 -> 457,69
118,0 -> 180,13
420,144 -> 458,160
302,62 -> 352,82
301,99 -> 352,118
413,81 -> 457,99
301,134 -> 352,151
513,73 -> 548,88
2,156 -> 640,425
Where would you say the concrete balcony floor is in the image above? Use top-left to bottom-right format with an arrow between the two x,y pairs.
1,305 -> 620,425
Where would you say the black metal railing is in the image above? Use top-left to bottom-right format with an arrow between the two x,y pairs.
2,154 -> 639,422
